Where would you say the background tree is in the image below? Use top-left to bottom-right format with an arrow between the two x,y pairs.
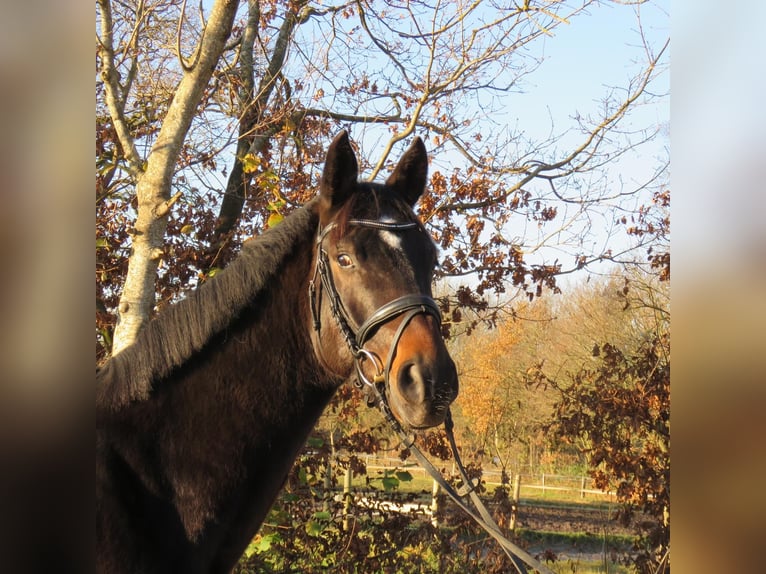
535,188 -> 670,572
449,259 -> 668,463
450,299 -> 557,470
97,0 -> 239,353
97,0 -> 668,360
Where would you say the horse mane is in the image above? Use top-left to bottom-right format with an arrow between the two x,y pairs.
97,198 -> 320,409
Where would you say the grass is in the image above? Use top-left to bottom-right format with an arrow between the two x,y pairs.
515,484 -> 616,505
515,530 -> 636,574
358,466 -> 616,504
518,528 -> 635,551
544,558 -> 635,573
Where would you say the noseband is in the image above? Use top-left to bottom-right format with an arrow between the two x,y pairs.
308,217 -> 442,400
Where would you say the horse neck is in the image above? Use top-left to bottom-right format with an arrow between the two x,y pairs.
139,229 -> 339,559
183,226 -> 338,459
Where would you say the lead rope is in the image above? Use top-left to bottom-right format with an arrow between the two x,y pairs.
367,382 -> 555,574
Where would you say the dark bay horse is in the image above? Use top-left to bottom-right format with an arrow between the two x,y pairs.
97,132 -> 459,573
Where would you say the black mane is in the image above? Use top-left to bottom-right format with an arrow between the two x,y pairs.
97,199 -> 319,409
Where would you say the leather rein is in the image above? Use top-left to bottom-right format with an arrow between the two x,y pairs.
308,217 -> 554,574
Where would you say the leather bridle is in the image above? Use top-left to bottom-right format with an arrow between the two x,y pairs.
309,217 -> 442,404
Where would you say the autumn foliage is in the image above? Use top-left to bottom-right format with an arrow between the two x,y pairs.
97,0 -> 668,357
544,333 -> 670,573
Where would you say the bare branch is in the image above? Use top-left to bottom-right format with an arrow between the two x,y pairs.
176,0 -> 206,72
153,191 -> 183,218
96,0 -> 144,179
111,0 -> 239,354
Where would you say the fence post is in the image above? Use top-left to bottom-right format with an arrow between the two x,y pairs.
431,479 -> 440,527
343,465 -> 353,532
541,473 -> 546,498
580,475 -> 587,500
509,473 -> 521,532
323,459 -> 333,512
324,432 -> 335,513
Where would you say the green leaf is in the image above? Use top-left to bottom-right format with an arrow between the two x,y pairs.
96,237 -> 109,249
305,510 -> 332,537
180,224 -> 194,235
246,532 -> 281,556
267,212 -> 284,228
269,509 -> 291,526
97,161 -> 116,176
305,521 -> 325,537
267,199 -> 285,212
306,436 -> 324,449
207,267 -> 221,278
395,470 -> 413,482
240,153 -> 260,174
258,170 -> 280,190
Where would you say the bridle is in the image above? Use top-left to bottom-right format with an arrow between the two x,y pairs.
308,215 -> 554,574
308,217 -> 442,408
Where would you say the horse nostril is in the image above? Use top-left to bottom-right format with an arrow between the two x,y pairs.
397,361 -> 427,404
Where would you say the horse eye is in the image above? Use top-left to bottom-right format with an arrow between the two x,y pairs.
336,253 -> 354,268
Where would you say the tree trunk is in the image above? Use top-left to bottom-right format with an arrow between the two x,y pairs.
208,1 -> 305,261
111,0 -> 239,355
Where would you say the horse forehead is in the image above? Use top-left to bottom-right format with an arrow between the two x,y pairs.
377,212 -> 435,252
379,214 -> 405,251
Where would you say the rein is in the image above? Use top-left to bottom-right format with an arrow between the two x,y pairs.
309,218 -> 555,574
372,393 -> 555,574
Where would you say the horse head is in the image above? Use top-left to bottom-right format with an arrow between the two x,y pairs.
310,131 -> 459,429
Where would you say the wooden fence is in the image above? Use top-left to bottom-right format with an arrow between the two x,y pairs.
326,455 -> 618,531
359,454 -> 615,500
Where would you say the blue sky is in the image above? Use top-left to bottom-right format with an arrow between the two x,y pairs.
302,0 -> 671,285
505,0 -> 669,175
493,0 -> 670,282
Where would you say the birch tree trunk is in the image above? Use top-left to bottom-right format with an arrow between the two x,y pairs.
109,0 -> 239,355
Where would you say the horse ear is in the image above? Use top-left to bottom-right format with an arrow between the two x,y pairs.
385,137 -> 428,206
320,131 -> 359,207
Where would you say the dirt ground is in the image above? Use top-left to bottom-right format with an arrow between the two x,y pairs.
517,502 -> 635,537
514,502 -> 638,564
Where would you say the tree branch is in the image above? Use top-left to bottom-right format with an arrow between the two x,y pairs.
96,0 -> 144,179
176,0 -> 206,72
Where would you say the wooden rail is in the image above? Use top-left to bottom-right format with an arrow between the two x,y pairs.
359,455 -> 616,500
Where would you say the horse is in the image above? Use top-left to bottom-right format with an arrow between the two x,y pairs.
96,131 -> 459,573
